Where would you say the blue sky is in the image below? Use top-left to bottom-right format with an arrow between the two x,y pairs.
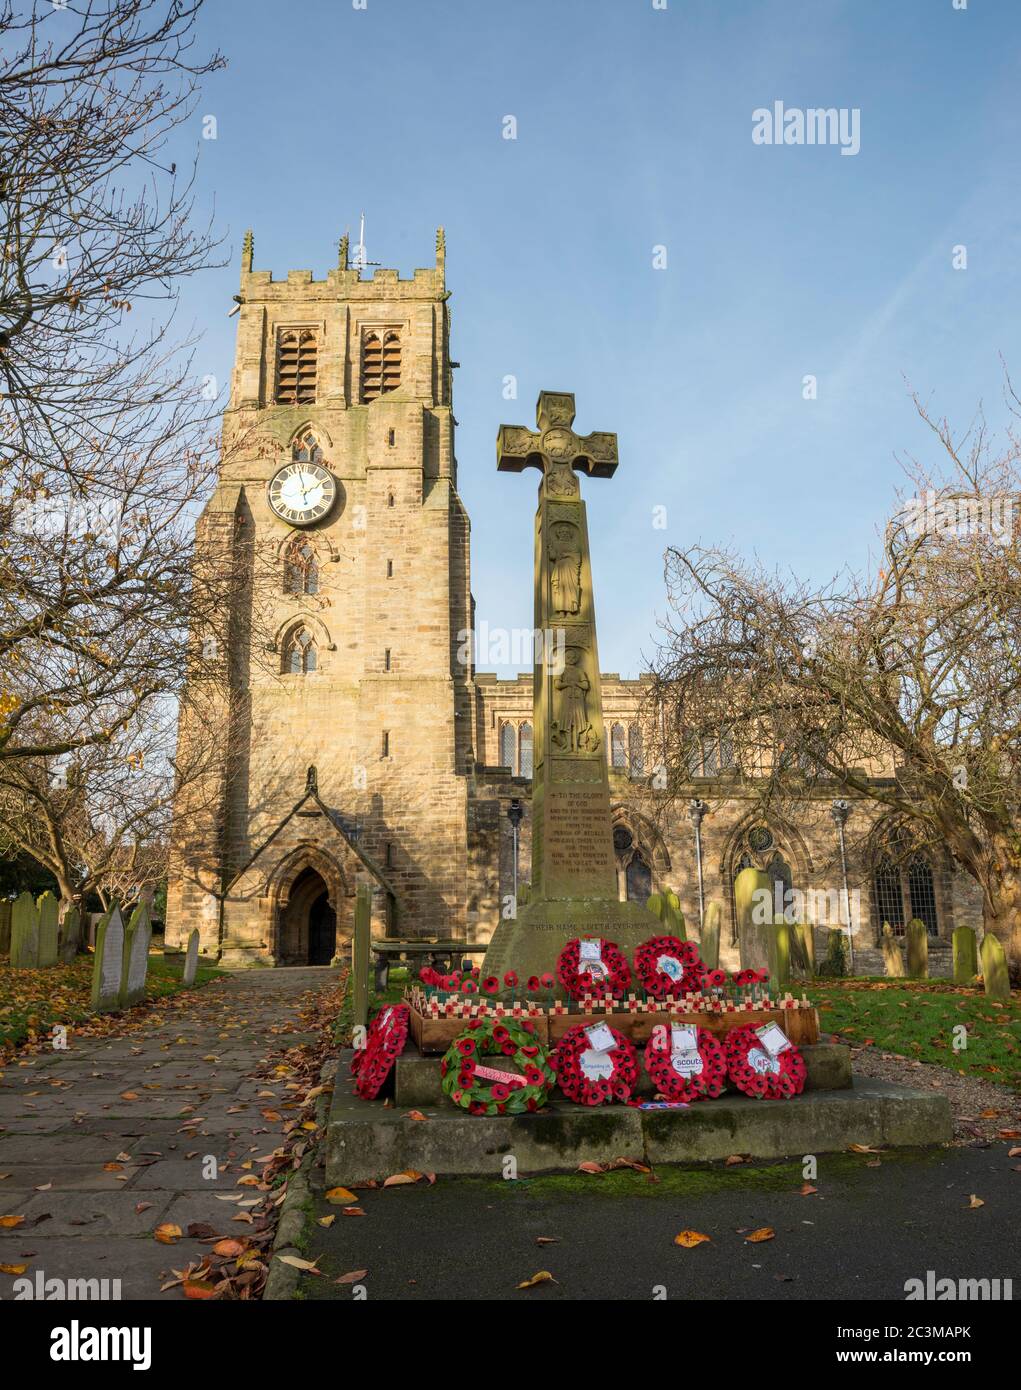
173,0 -> 1021,677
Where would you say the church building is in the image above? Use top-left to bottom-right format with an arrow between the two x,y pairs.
164,234 -> 979,972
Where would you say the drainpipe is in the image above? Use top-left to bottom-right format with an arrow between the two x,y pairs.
688,798 -> 708,930
831,798 -> 854,973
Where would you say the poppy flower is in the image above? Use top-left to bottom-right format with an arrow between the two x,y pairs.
540,972 -> 555,988
527,976 -> 541,992
456,1038 -> 475,1056
490,1084 -> 510,1102
482,976 -> 499,994
503,971 -> 518,988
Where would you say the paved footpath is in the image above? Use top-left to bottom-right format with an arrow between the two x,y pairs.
0,967 -> 341,1300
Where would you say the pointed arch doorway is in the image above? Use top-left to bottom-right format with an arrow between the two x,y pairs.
281,866 -> 337,965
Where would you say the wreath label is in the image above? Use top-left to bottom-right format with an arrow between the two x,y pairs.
670,1025 -> 704,1076
657,954 -> 684,982
474,1063 -> 526,1088
755,1022 -> 792,1055
579,1048 -> 615,1081
747,1046 -> 780,1076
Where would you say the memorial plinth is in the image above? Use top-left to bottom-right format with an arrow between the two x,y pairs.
481,392 -> 663,987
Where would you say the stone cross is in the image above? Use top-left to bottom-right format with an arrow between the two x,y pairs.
482,391 -> 661,989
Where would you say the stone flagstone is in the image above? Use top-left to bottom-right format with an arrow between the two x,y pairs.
91,905 -> 125,1012
37,890 -> 60,967
10,890 -> 39,968
481,391 -> 663,986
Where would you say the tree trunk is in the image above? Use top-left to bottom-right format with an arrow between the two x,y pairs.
982,869 -> 1021,978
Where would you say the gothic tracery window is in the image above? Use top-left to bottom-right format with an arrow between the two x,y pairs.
518,722 -> 533,778
284,537 -> 319,596
628,723 -> 644,776
872,842 -> 938,937
292,429 -> 323,464
499,722 -> 516,770
610,722 -> 627,768
283,624 -> 317,674
276,329 -> 318,404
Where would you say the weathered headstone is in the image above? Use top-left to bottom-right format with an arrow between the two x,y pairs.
90,906 -> 125,1012
10,891 -> 39,968
700,900 -> 721,970
58,905 -> 81,964
905,918 -> 929,980
182,928 -> 200,986
480,392 -> 663,987
119,903 -> 152,1008
952,925 -> 978,986
789,921 -> 813,976
881,923 -> 905,978
768,919 -> 791,990
646,889 -> 686,939
352,883 -> 371,1032
0,899 -> 11,955
980,932 -> 1010,1000
37,891 -> 59,967
735,866 -> 772,973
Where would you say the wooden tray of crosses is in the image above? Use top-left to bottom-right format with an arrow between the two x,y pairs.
545,1004 -> 820,1048
408,1003 -> 549,1054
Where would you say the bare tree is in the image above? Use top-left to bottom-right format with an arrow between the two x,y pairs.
0,0 -> 236,770
647,383 -> 1021,968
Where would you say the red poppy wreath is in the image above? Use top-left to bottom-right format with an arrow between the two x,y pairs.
350,1003 -> 409,1100
556,937 -> 632,1001
644,1022 -> 727,1103
633,935 -> 706,999
440,1018 -> 557,1117
723,1024 -> 807,1100
553,1022 -> 640,1106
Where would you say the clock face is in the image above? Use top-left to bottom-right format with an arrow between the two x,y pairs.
268,462 -> 336,526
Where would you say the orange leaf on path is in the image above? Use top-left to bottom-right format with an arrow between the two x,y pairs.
745,1227 -> 776,1243
674,1230 -> 711,1248
517,1270 -> 557,1288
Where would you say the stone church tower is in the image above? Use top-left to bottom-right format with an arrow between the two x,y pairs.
165,230 -> 474,965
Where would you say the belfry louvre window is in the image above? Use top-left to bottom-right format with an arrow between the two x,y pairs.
276,329 -> 318,404
361,329 -> 401,401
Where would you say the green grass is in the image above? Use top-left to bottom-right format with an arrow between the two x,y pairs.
0,951 -> 223,1051
809,978 -> 1021,1091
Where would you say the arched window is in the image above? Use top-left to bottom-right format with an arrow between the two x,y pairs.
283,625 -> 317,675
628,723 -> 644,776
872,847 -> 938,937
284,538 -> 319,596
610,723 -> 626,768
499,722 -> 516,770
361,329 -> 402,401
276,329 -> 317,404
518,722 -> 533,778
292,429 -> 323,464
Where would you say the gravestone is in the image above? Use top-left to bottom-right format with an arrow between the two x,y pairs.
9,891 -> 39,968
90,906 -> 125,1012
905,918 -> 929,980
119,903 -> 152,1008
700,900 -> 721,970
980,932 -> 1010,1001
768,919 -> 791,989
881,923 -> 905,978
480,392 -> 663,988
952,925 -> 978,986
646,889 -> 686,939
789,921 -> 813,976
734,866 -> 772,973
37,891 -> 60,967
182,928 -> 200,986
0,899 -> 11,955
351,884 -> 371,1031
59,905 -> 81,964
